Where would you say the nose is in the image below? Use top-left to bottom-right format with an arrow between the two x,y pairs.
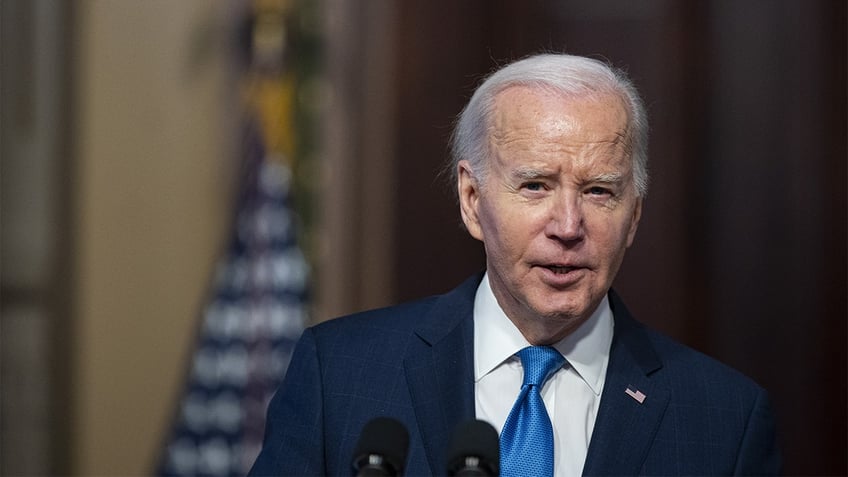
544,192 -> 585,244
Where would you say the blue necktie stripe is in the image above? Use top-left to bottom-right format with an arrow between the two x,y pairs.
500,346 -> 564,477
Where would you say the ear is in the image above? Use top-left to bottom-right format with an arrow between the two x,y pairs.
457,160 -> 485,241
625,196 -> 643,247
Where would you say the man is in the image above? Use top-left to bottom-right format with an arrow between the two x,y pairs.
249,54 -> 781,476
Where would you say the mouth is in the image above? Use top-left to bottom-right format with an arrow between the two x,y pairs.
545,265 -> 580,274
539,264 -> 586,275
535,263 -> 587,287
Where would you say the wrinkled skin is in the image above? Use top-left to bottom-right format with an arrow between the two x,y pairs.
458,86 -> 642,345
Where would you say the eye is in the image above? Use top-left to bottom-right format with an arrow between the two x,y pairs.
523,182 -> 545,192
587,186 -> 611,196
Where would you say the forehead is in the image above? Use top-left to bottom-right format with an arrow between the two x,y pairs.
489,86 -> 630,145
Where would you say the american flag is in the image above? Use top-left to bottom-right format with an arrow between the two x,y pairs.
156,119 -> 308,477
625,386 -> 647,404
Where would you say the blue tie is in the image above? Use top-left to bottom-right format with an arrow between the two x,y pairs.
500,346 -> 565,477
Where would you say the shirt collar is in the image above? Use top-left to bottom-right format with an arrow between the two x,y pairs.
473,271 -> 614,396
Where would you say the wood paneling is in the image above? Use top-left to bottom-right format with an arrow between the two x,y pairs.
386,1 -> 846,474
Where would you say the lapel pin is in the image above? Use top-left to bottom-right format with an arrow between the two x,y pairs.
625,386 -> 646,404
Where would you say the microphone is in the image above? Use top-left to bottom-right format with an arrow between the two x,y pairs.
352,417 -> 410,477
446,420 -> 500,476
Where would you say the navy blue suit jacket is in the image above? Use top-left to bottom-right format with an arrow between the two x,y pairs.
250,274 -> 781,476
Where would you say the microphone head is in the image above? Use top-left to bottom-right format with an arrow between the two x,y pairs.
446,420 -> 500,476
352,417 -> 410,476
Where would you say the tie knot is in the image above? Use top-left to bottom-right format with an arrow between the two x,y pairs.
517,346 -> 564,387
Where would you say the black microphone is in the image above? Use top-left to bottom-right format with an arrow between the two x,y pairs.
352,417 -> 410,477
446,420 -> 500,476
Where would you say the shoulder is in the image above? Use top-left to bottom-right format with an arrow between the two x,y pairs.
601,293 -> 781,475
310,295 -> 441,338
646,326 -> 763,394
306,272 -> 483,351
609,291 -> 766,398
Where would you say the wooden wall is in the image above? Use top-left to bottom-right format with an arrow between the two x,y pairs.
377,1 -> 846,474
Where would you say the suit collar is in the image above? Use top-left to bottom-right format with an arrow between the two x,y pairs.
404,273 -> 481,475
607,290 -> 663,375
583,290 -> 669,476
408,273 -> 483,346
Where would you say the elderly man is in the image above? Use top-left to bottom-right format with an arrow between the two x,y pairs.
250,54 -> 781,476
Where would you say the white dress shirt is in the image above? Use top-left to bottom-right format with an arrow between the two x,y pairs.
473,272 -> 614,477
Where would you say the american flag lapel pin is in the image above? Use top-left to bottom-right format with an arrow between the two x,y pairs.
625,386 -> 647,404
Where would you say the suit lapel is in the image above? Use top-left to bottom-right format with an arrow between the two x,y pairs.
404,274 -> 480,475
583,291 -> 670,476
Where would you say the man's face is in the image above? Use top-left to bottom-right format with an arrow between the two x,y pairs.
458,86 -> 642,344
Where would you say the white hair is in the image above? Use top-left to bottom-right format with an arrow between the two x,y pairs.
450,53 -> 649,197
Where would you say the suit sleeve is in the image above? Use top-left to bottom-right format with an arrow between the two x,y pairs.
733,388 -> 782,476
249,328 -> 326,476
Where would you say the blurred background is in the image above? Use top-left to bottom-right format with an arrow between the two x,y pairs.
1,0 -> 845,476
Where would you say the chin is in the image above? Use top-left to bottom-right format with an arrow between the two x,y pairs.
526,310 -> 589,345
532,302 -> 589,323
533,291 -> 600,322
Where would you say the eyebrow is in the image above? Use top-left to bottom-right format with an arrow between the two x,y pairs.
511,166 -> 553,181
591,172 -> 625,184
512,167 -> 626,184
